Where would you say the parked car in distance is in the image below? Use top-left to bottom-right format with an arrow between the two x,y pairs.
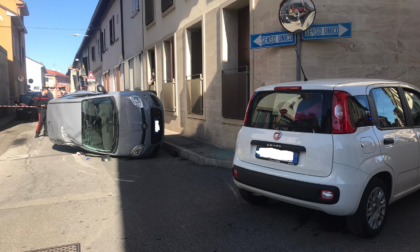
16,91 -> 42,121
47,86 -> 164,158
233,79 -> 420,237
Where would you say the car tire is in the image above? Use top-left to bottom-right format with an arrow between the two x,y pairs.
239,189 -> 270,205
346,178 -> 388,238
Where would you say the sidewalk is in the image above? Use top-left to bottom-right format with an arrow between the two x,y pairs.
163,130 -> 234,169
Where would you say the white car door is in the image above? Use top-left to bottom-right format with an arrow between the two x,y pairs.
401,86 -> 420,186
368,85 -> 419,195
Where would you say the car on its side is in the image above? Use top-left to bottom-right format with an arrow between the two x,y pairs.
47,86 -> 164,158
233,79 -> 420,237
16,91 -> 42,121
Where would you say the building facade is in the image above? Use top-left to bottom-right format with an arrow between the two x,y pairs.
45,70 -> 70,98
72,0 -> 420,150
26,57 -> 46,91
141,0 -> 251,149
0,0 -> 29,106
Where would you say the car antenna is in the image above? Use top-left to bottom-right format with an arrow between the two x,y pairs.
295,49 -> 308,81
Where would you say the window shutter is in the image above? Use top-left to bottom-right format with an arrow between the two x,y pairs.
145,0 -> 154,25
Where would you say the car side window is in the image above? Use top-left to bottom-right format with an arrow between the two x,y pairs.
372,87 -> 406,128
403,89 -> 420,127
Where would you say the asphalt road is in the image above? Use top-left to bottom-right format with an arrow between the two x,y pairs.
1,120 -> 420,251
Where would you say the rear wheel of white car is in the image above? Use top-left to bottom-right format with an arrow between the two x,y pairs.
239,189 -> 269,205
346,178 -> 388,238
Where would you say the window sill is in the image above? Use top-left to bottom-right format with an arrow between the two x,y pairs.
131,10 -> 139,19
187,113 -> 206,121
162,4 -> 175,17
146,20 -> 156,30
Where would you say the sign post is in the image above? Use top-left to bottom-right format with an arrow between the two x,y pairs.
303,23 -> 352,40
87,71 -> 96,83
250,31 -> 296,50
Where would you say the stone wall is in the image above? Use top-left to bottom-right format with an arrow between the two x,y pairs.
252,0 -> 420,89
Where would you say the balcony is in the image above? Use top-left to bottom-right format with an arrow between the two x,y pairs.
186,74 -> 203,115
163,79 -> 176,112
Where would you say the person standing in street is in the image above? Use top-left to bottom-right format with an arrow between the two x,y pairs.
34,87 -> 52,138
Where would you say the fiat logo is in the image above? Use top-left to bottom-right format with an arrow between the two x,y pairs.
274,132 -> 282,140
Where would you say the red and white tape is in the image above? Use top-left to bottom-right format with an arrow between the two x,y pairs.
0,105 -> 36,108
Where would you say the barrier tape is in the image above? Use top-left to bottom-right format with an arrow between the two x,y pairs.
0,105 -> 37,108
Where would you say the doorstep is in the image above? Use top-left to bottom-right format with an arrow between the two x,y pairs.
163,129 -> 234,169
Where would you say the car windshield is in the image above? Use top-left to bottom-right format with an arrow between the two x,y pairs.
245,90 -> 333,133
82,97 -> 118,152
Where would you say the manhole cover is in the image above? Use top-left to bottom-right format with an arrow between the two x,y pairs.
24,243 -> 81,252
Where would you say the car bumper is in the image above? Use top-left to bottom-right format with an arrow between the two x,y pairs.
233,157 -> 371,216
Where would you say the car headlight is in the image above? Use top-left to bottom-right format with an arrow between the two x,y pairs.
129,95 -> 144,108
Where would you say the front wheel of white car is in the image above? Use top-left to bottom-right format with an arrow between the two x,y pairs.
346,178 -> 388,238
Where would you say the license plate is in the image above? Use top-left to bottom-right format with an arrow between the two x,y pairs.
256,147 -> 299,165
154,118 -> 160,134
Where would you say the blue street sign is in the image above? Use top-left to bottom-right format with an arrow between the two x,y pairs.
302,22 -> 352,40
251,31 -> 296,49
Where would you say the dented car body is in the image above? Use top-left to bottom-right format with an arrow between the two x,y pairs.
47,91 -> 164,157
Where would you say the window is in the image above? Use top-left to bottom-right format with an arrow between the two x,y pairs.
163,39 -> 175,82
109,16 -> 115,45
101,29 -> 107,53
145,0 -> 154,25
348,96 -> 372,128
404,89 -> 420,126
82,97 -> 118,152
96,38 -> 100,57
245,91 -> 334,133
132,0 -> 140,16
372,87 -> 406,128
100,31 -> 104,54
161,0 -> 173,12
91,46 -> 96,61
21,46 -> 25,65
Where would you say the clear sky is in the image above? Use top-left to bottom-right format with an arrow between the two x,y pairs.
25,0 -> 99,73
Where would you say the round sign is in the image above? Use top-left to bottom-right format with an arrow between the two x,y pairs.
279,0 -> 316,33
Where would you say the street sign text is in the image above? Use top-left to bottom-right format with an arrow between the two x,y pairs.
251,31 -> 296,49
302,22 -> 352,40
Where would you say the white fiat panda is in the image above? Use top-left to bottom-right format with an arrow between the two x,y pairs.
233,79 -> 420,237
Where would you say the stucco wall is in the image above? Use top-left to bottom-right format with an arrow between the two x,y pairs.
0,46 -> 11,119
88,29 -> 103,87
251,0 -> 420,89
101,0 -> 123,92
123,0 -> 144,60
144,0 -> 247,149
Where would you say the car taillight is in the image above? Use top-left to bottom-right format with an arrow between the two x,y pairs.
332,91 -> 356,134
244,92 -> 257,126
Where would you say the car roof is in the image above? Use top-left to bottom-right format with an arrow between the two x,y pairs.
256,78 -> 403,92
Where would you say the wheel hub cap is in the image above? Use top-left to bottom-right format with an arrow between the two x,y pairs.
366,187 -> 386,230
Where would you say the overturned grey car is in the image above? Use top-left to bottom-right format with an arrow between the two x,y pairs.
47,87 -> 164,158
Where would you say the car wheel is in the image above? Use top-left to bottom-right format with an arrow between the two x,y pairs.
239,189 -> 270,205
346,178 -> 388,238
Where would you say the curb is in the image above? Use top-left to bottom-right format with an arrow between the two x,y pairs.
163,141 -> 233,169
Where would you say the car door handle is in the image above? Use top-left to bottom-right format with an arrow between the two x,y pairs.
384,138 -> 394,145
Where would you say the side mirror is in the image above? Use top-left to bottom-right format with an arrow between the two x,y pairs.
97,85 -> 108,94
